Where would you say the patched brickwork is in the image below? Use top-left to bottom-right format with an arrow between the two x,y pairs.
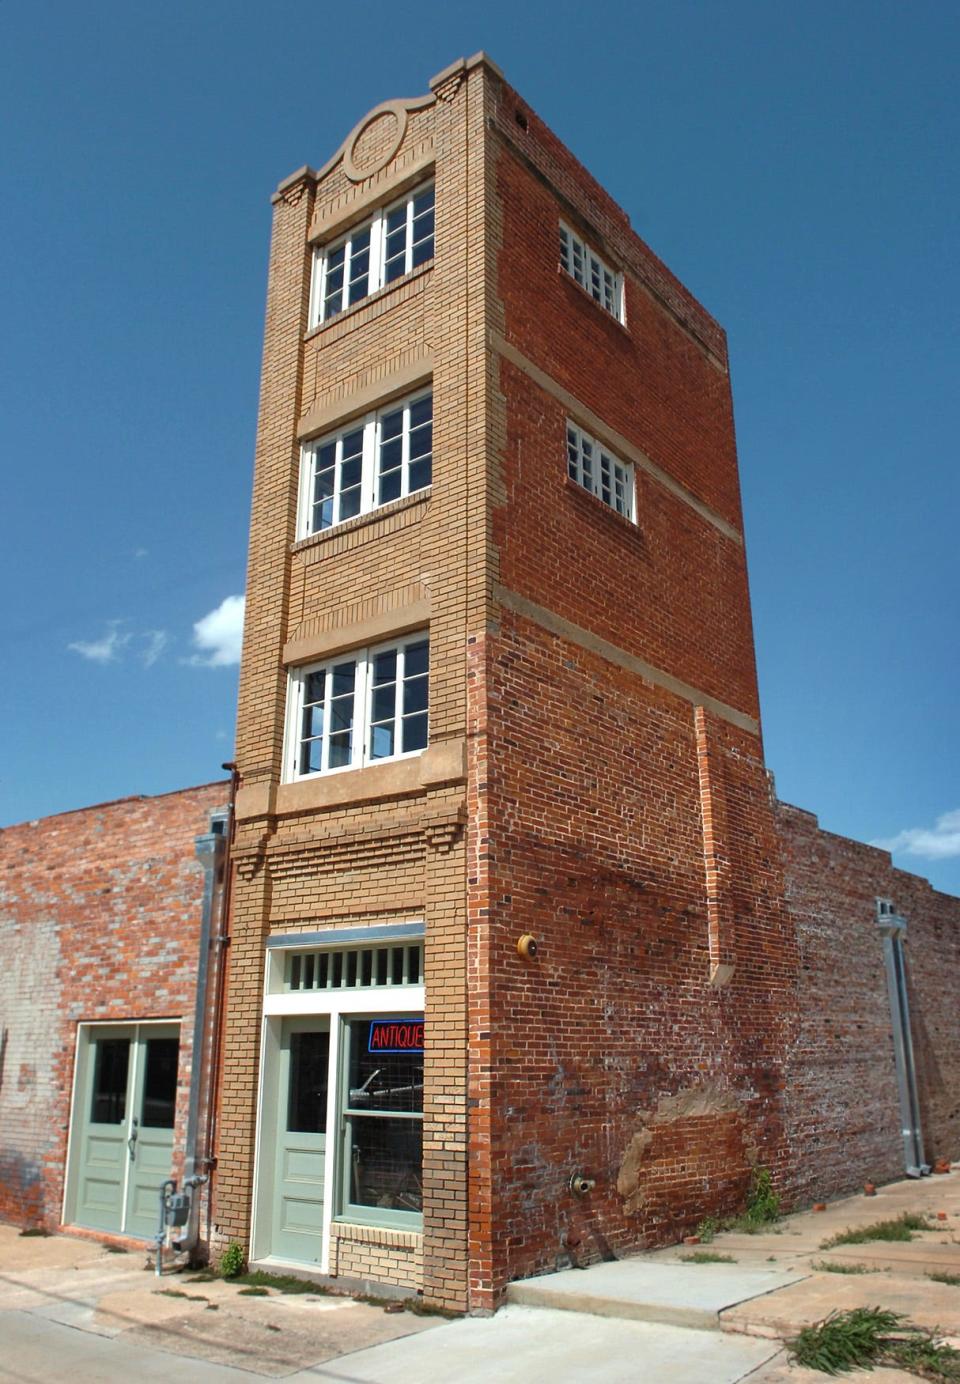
779,803 -> 960,1204
331,1223 -> 423,1289
0,783 -> 227,1231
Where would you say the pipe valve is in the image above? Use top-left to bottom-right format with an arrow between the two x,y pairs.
569,1171 -> 596,1197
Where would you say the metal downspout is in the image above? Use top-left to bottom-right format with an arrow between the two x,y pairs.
876,898 -> 929,1177
201,763 -> 238,1244
172,805 -> 229,1255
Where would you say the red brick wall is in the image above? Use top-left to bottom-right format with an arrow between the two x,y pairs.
475,610 -> 799,1297
467,75 -> 803,1303
778,802 -> 960,1203
0,782 -> 227,1231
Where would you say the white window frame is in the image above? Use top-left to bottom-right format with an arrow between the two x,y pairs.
559,221 -> 624,321
310,181 -> 435,327
284,631 -> 430,782
566,421 -> 635,521
297,389 -> 432,539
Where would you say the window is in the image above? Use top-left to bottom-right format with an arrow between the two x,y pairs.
285,942 -> 424,992
286,633 -> 429,780
310,182 -> 435,326
559,221 -> 623,320
298,391 -> 432,537
566,421 -> 635,521
339,1016 -> 423,1227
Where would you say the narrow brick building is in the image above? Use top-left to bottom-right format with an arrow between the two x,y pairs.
216,52 -> 959,1313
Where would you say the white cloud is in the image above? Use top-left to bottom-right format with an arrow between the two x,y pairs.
872,809 -> 960,861
68,621 -> 169,668
141,630 -> 169,667
68,621 -> 131,663
187,594 -> 245,668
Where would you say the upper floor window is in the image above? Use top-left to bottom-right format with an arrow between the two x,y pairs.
286,633 -> 429,780
559,222 -> 623,321
298,390 -> 432,538
310,183 -> 435,326
566,421 -> 635,521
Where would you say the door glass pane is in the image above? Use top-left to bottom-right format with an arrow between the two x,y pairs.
141,1037 -> 179,1129
288,1030 -> 330,1133
90,1038 -> 129,1124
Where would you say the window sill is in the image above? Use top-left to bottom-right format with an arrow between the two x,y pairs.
234,738 -> 465,821
306,260 -> 434,340
291,487 -> 431,555
563,475 -> 642,541
332,1218 -> 423,1243
557,263 -> 630,336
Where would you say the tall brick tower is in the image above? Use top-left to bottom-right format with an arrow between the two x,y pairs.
218,53 -> 800,1313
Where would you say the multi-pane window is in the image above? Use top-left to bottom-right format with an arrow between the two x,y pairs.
299,391 -> 432,537
311,182 -> 435,326
287,634 -> 429,780
566,422 -> 635,521
559,221 -> 623,320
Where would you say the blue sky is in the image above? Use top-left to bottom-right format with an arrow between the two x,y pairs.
1,1 -> 957,895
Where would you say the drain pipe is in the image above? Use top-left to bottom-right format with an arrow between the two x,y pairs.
172,801 -> 230,1257
201,762 -> 239,1244
876,899 -> 929,1177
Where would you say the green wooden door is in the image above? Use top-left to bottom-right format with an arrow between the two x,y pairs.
124,1026 -> 179,1237
71,1024 -> 179,1237
74,1026 -> 135,1233
271,1020 -> 329,1265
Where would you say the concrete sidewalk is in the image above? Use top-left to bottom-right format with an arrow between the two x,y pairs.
1,1168 -> 956,1381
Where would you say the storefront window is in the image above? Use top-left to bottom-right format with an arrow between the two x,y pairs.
339,1016 -> 424,1226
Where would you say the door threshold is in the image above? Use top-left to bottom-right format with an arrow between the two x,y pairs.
60,1223 -> 152,1252
252,1254 -> 326,1276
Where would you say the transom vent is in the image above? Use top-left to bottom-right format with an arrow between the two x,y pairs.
285,942 -> 424,991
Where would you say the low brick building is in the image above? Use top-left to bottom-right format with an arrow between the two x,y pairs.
212,49 -> 959,1316
0,782 -> 228,1237
779,802 -> 960,1201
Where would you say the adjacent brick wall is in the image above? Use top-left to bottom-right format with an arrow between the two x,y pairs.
778,802 -> 960,1204
0,782 -> 226,1231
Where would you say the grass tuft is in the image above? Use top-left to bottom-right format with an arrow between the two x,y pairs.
696,1216 -> 719,1244
789,1306 -> 960,1380
821,1212 -> 936,1249
231,1270 -> 322,1294
929,1272 -> 960,1287
219,1241 -> 245,1279
679,1251 -> 735,1264
811,1260 -> 879,1275
237,1286 -> 270,1296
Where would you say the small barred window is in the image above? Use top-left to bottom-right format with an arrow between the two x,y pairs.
566,422 -> 635,521
559,222 -> 623,320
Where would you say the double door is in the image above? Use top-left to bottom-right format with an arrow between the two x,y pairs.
68,1023 -> 179,1238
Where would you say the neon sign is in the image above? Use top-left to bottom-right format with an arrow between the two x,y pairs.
367,1018 -> 424,1054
